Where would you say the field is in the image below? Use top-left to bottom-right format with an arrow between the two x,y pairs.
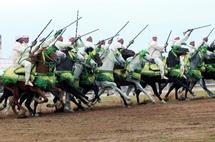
0,92 -> 215,142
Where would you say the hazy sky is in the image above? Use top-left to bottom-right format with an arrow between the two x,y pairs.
0,0 -> 214,58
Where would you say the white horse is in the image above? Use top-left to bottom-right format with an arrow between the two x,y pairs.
95,49 -> 131,104
126,50 -> 157,103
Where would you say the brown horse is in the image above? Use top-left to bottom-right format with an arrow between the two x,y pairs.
3,46 -> 63,117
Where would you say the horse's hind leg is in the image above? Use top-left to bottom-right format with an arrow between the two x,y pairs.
164,83 -> 175,101
24,93 -> 35,115
199,79 -> 215,97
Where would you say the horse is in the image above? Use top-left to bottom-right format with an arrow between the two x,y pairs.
1,45 -> 63,117
95,48 -> 131,107
165,44 -> 215,100
56,47 -> 103,110
162,46 -> 196,100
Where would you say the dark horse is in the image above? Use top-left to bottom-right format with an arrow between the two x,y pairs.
163,46 -> 195,100
56,47 -> 103,110
165,44 -> 215,100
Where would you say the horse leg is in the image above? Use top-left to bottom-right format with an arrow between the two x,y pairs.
129,80 -> 155,103
92,84 -> 101,102
70,95 -> 85,111
33,88 -> 48,104
12,86 -> 27,117
175,86 -> 179,100
0,88 -> 13,111
102,81 -> 130,107
64,92 -> 73,112
174,79 -> 193,95
199,79 -> 215,97
24,93 -> 35,115
164,83 -> 175,101
150,83 -> 166,103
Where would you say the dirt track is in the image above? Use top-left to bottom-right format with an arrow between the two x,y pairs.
0,97 -> 215,142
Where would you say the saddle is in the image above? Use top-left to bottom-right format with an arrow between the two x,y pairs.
113,68 -> 127,79
2,67 -> 35,85
141,63 -> 161,77
13,65 -> 36,75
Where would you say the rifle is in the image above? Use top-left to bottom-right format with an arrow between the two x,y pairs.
75,10 -> 79,38
30,30 -> 54,55
192,28 -> 214,57
29,19 -> 53,53
206,28 -> 214,38
126,24 -> 149,49
96,21 -> 129,45
73,29 -> 100,43
164,30 -> 172,52
184,24 -> 211,34
61,17 -> 82,30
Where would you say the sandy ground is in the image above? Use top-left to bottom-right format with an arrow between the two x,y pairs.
0,94 -> 215,142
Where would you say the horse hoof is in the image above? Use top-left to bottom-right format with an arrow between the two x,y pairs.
32,113 -> 40,117
160,100 -> 167,104
64,107 -> 74,113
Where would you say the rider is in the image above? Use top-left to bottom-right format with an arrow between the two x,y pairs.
147,36 -> 168,79
84,36 -> 95,49
12,35 -> 33,86
172,30 -> 193,77
110,37 -> 125,51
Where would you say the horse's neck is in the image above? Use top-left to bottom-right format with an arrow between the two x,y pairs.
35,51 -> 54,73
127,55 -> 143,71
99,51 -> 115,71
167,50 -> 180,67
189,52 -> 202,68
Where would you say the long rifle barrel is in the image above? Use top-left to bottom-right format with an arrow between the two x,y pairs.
35,19 -> 53,41
126,24 -> 149,49
79,29 -> 99,38
206,28 -> 214,38
62,17 -> 82,30
164,30 -> 172,52
165,30 -> 172,44
190,24 -> 211,30
75,10 -> 79,38
29,19 -> 53,53
113,21 -> 129,38
31,30 -> 54,54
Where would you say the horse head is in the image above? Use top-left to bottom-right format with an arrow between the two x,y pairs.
118,48 -> 135,60
167,46 -> 189,68
85,47 -> 103,67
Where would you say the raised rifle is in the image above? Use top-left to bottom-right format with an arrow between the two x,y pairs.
29,19 -> 53,53
192,28 -> 215,57
96,21 -> 129,45
126,24 -> 149,49
75,10 -> 79,38
73,29 -> 100,43
183,24 -> 211,35
30,30 -> 54,55
164,30 -> 172,52
61,17 -> 82,30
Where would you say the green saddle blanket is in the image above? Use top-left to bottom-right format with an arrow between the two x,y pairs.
2,67 -> 35,85
141,63 -> 166,77
14,65 -> 36,75
2,67 -> 56,91
114,69 -> 127,79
